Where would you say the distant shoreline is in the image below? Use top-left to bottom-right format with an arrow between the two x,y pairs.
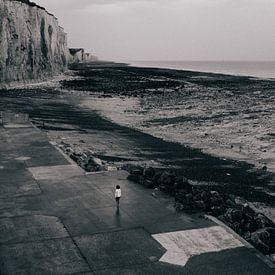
127,60 -> 275,79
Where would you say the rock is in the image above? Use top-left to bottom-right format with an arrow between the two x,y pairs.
193,192 -> 203,201
218,215 -> 227,224
211,206 -> 225,216
152,172 -> 162,187
174,176 -> 192,191
139,176 -> 145,185
200,191 -> 209,202
210,191 -> 220,196
175,189 -> 188,203
251,228 -> 271,254
144,180 -> 154,188
250,227 -> 275,254
231,222 -> 242,235
143,167 -> 155,180
159,172 -> 175,187
243,231 -> 251,241
175,202 -> 184,211
130,168 -> 143,176
70,154 -> 79,163
185,193 -> 193,204
268,228 -> 275,254
225,199 -> 236,208
231,209 -> 243,223
222,208 -> 234,223
254,213 -> 274,229
89,157 -> 102,167
210,195 -> 223,206
234,196 -> 247,206
195,200 -> 206,210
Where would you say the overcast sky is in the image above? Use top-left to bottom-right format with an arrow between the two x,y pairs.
35,0 -> 275,61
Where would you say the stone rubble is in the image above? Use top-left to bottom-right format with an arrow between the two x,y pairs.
57,141 -> 110,172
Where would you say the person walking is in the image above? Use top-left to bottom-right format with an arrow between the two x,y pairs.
115,185 -> 121,207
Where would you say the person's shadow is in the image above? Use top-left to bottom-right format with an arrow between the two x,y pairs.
115,207 -> 121,227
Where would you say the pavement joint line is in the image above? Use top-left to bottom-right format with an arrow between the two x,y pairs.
0,236 -> 72,246
205,214 -> 275,269
61,222 -> 94,274
90,260 -> 194,275
89,259 -> 161,272
71,272 -> 95,275
22,160 -> 44,194
52,142 -> 85,173
0,158 -> 44,198
140,225 -> 174,253
70,226 -> 146,239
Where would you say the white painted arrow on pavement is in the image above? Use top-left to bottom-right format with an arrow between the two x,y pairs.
153,225 -> 244,267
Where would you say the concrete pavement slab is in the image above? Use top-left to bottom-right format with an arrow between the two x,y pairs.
145,211 -> 214,234
73,228 -> 165,271
4,127 -> 69,167
0,238 -> 91,275
0,215 -> 69,244
90,206 -> 136,231
0,197 -> 34,218
0,161 -> 41,198
28,165 -> 83,181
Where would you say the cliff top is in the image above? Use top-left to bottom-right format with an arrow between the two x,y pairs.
10,0 -> 54,16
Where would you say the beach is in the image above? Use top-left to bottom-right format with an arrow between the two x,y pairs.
1,61 -> 275,219
72,62 -> 275,172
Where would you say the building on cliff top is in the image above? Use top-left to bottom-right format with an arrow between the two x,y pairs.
69,48 -> 98,63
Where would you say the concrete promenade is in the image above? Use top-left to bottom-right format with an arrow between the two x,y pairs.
0,124 -> 274,274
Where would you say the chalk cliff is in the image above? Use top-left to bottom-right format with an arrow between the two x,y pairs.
0,0 -> 68,84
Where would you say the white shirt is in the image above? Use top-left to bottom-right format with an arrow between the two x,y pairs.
115,189 -> 121,198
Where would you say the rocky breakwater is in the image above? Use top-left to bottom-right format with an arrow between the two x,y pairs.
127,167 -> 275,262
0,0 -> 68,85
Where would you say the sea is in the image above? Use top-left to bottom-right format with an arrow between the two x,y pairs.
129,61 -> 275,79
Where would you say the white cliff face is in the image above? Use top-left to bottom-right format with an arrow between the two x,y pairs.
0,0 -> 68,84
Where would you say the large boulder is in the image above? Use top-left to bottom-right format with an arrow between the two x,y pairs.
130,168 -> 144,176
211,205 -> 225,216
194,200 -> 206,210
143,180 -> 154,188
209,191 -> 224,206
152,171 -> 163,187
174,176 -> 192,191
231,209 -> 243,223
254,213 -> 274,229
251,228 -> 272,254
159,172 -> 176,188
143,167 -> 155,180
